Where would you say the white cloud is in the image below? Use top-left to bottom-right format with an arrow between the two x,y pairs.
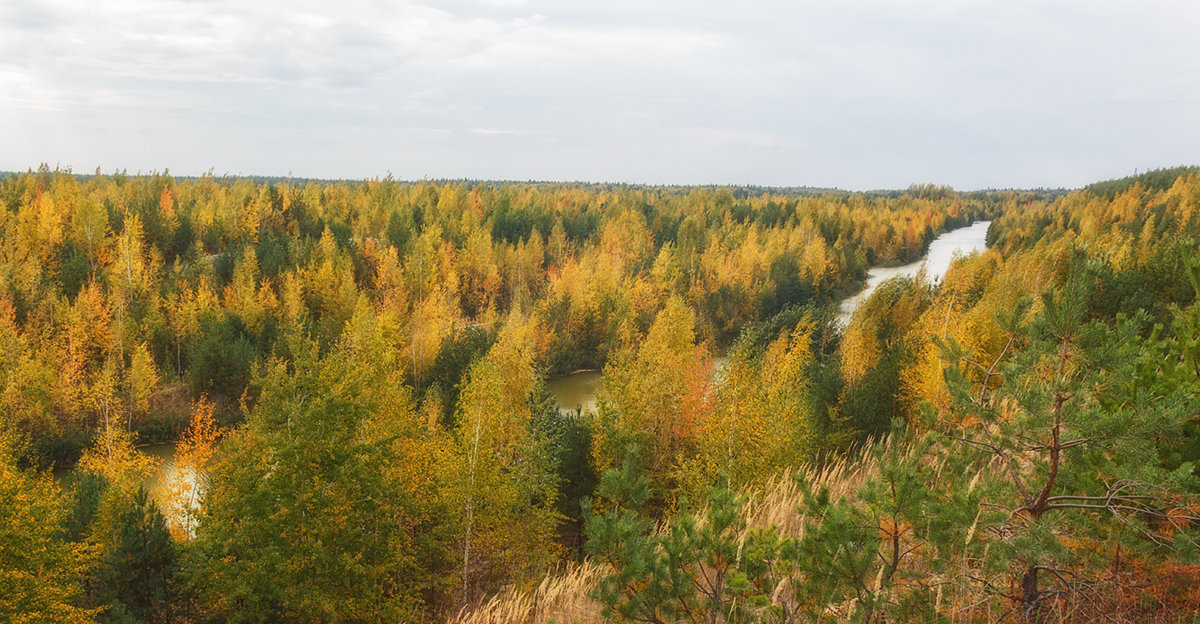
2,0 -> 1198,188
467,127 -> 525,136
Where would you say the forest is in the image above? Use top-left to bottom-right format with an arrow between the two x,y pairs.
1,165 -> 1198,623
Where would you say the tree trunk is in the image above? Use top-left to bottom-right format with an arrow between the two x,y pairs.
1021,564 -> 1039,622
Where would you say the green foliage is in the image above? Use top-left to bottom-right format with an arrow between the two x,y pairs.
9,168 -> 1200,621
1085,243 -> 1196,325
585,451 -> 766,624
190,337 -> 434,622
732,303 -> 838,361
528,383 -> 598,546
422,324 -> 497,428
94,488 -> 177,624
0,169 -> 994,462
838,353 -> 904,440
1085,166 -> 1200,199
938,252 -> 1200,618
187,311 -> 256,400
450,314 -> 562,604
586,432 -> 984,623
763,255 -> 815,316
57,243 -> 92,299
61,470 -> 108,542
836,276 -> 933,444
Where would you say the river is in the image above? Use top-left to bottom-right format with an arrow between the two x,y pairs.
72,221 -> 990,505
54,442 -> 202,520
549,369 -> 604,415
836,220 -> 991,324
546,219 -> 992,413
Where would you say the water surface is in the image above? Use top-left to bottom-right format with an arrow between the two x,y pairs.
548,370 -> 603,414
547,220 -> 991,411
836,220 -> 990,324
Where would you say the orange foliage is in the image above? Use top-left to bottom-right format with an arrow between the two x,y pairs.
161,396 -> 220,539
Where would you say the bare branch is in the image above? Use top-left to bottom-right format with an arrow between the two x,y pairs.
1045,494 -> 1155,503
1030,436 -> 1102,452
975,332 -> 1018,405
1043,502 -> 1164,516
947,435 -> 1002,454
946,434 -> 1033,503
965,574 -> 1022,604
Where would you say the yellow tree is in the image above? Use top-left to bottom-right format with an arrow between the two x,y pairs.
407,287 -> 457,387
77,419 -> 157,495
110,214 -> 160,362
70,197 -> 110,276
223,246 -> 268,336
451,311 -> 558,605
127,342 -> 158,418
0,298 -> 57,440
160,396 -> 219,539
64,281 -> 112,375
303,228 -> 359,340
692,319 -> 815,493
593,296 -> 706,496
0,433 -> 96,624
457,229 -> 502,318
404,226 -> 460,385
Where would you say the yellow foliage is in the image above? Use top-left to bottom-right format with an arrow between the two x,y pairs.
115,214 -> 149,293
79,425 -> 158,493
840,317 -> 878,384
161,396 -> 220,539
223,246 -> 268,335
0,437 -> 97,624
693,319 -> 814,493
451,311 -> 558,602
593,296 -> 702,484
128,342 -> 158,415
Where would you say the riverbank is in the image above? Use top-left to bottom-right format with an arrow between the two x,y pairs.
546,219 -> 994,413
837,220 -> 991,324
54,222 -> 995,501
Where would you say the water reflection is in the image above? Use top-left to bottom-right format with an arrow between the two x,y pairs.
548,370 -> 603,414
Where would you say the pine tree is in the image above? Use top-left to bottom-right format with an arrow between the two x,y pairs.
95,488 -> 176,624
585,449 -> 802,624
938,252 -> 1199,620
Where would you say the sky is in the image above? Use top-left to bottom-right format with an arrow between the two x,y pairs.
2,0 -> 1198,190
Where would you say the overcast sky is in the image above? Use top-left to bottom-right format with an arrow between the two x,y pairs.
2,0 -> 1197,189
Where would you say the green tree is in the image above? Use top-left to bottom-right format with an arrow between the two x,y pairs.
190,336 -> 431,622
585,451 -> 771,624
528,381 -> 597,549
187,311 -> 255,400
61,470 -> 108,543
938,255 -> 1199,621
1155,252 -> 1200,473
94,488 -> 176,624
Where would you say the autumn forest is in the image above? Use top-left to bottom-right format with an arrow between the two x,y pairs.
2,166 -> 1200,623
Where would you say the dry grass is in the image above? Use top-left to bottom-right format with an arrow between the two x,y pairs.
450,562 -> 606,624
450,441 -> 884,624
452,433 -> 1199,624
743,443 -> 875,538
